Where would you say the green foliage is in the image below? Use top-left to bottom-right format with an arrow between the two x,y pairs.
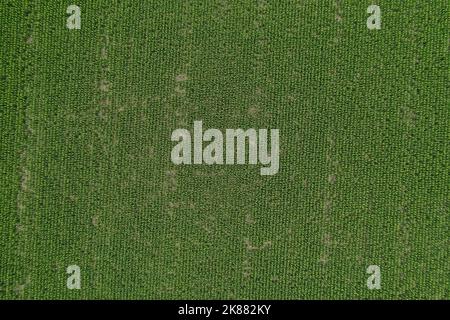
1,0 -> 448,299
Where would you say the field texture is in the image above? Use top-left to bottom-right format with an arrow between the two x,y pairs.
1,1 -> 449,299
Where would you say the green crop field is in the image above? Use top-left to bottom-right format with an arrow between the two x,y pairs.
1,1 -> 448,300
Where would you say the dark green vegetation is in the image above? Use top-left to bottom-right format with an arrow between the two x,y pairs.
1,1 -> 448,299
